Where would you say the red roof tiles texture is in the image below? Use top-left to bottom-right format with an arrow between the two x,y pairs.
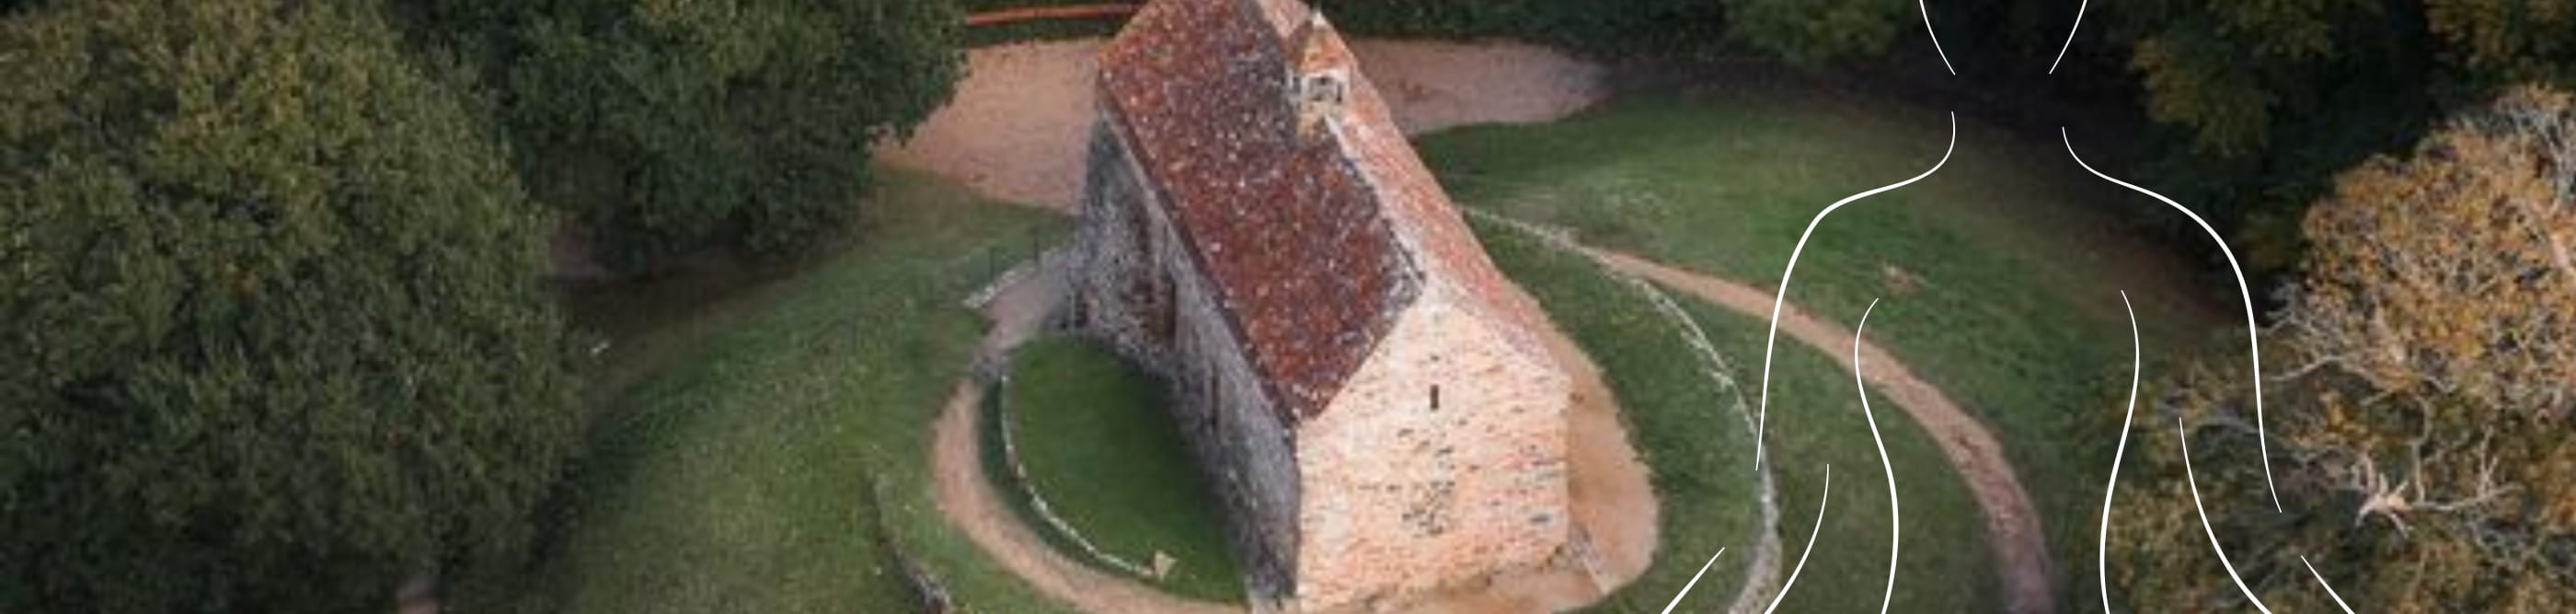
1322,28 -> 1564,358
1099,0 -> 1413,421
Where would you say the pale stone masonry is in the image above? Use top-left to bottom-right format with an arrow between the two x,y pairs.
1065,0 -> 1577,610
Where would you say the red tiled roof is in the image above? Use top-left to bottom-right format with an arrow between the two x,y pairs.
1099,0 -> 1413,421
1323,31 -> 1562,357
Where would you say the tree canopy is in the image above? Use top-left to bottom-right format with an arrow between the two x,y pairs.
1,1 -> 579,610
415,0 -> 964,272
1720,0 -> 1911,64
2103,0 -> 2576,270
2108,85 -> 2575,613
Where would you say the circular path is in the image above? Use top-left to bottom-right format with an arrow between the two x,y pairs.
933,259 -> 1657,614
1585,249 -> 2054,614
932,271 -> 1233,614
907,37 -> 2051,614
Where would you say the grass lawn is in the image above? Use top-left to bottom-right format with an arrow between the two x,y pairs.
1421,87 -> 2231,601
996,336 -> 1243,602
1676,298 -> 1999,613
459,168 -> 1079,614
1470,219 -> 1759,612
1477,218 -> 1996,613
458,78 -> 2225,612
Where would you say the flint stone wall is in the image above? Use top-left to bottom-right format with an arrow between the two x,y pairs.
1074,116 -> 1302,607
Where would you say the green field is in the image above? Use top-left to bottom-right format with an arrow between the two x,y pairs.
461,169 -> 1078,614
996,336 -> 1243,601
1420,87 -> 2229,602
1471,221 -> 1766,612
470,83 -> 2233,613
1677,298 -> 1999,613
1475,219 -> 1991,613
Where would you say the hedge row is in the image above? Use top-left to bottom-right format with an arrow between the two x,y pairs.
955,0 -> 1729,57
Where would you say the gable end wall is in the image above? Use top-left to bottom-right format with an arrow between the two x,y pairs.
1294,288 -> 1574,611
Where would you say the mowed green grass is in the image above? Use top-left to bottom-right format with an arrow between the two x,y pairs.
462,83 -> 2231,612
1420,89 -> 2228,601
998,336 -> 1243,601
1677,298 -> 1999,613
464,169 -> 1081,614
1469,220 -> 1765,613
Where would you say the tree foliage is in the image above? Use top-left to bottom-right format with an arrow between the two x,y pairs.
2108,86 -> 2576,613
1719,0 -> 1910,64
417,0 -> 963,272
1,1 -> 579,610
2108,0 -> 2575,270
2286,86 -> 2576,412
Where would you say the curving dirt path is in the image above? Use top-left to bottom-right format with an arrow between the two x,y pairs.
903,34 -> 2050,614
932,239 -> 2053,614
877,39 -> 1604,210
933,266 -> 1238,614
1584,249 -> 2056,614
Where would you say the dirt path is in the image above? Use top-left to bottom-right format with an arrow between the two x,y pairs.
1585,249 -> 2056,614
937,383 -> 1243,614
877,39 -> 1604,210
903,34 -> 2048,614
933,267 -> 1237,614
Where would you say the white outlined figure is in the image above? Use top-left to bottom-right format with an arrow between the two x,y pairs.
1920,0 -> 1957,75
2300,555 -> 2358,613
2061,129 -> 2282,512
1752,114 -> 1955,471
2173,417 -> 2279,613
1661,466 -> 1830,613
2051,0 -> 2089,74
1852,299 -> 1903,614
2097,291 -> 2141,614
1760,465 -> 1833,614
1655,548 -> 1726,614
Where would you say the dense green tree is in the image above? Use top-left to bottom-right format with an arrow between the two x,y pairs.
2107,0 -> 2576,271
1721,0 -> 1910,64
1,1 -> 580,611
2107,86 -> 2575,613
413,0 -> 962,272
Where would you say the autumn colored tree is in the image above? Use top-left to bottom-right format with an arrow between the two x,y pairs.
2107,86 -> 2576,613
2283,85 -> 2576,412
1,1 -> 579,610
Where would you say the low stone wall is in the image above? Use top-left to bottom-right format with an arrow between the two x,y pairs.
1466,209 -> 1785,614
992,377 -> 1160,579
1073,116 -> 1304,607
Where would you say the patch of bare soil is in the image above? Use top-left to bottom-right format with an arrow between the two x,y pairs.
1587,249 -> 2056,614
876,39 -> 1604,210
